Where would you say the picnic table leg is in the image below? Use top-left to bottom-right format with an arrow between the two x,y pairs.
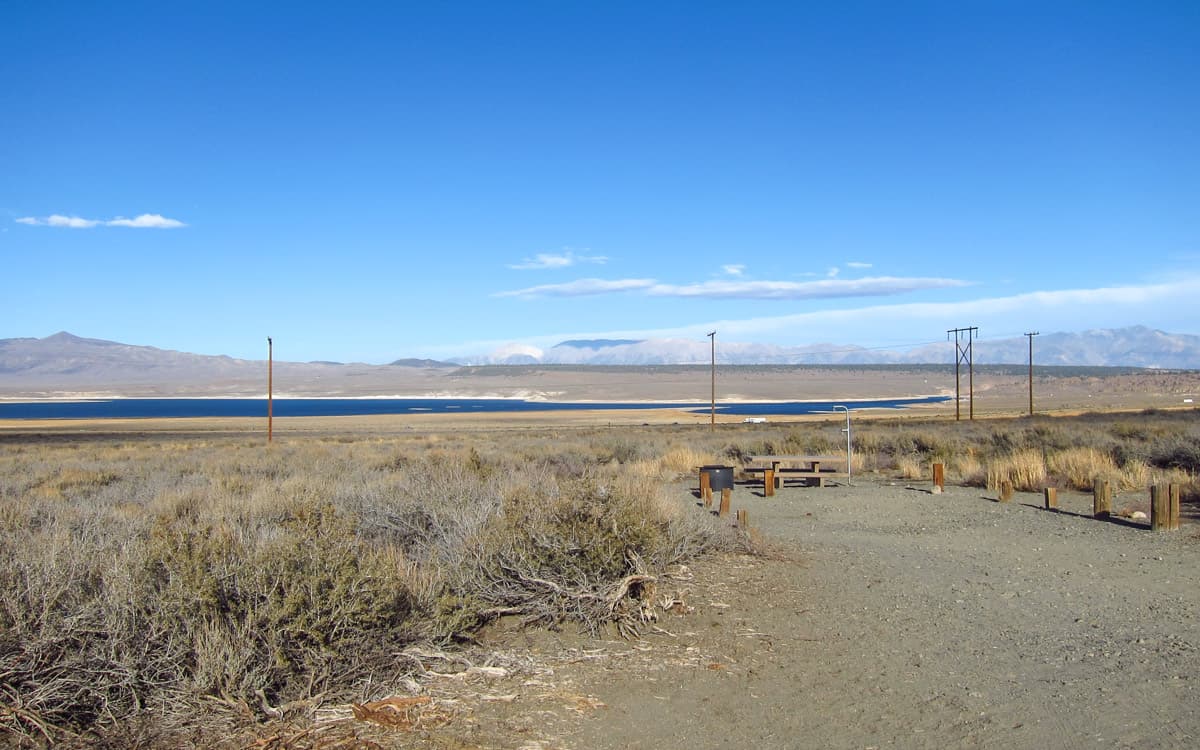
764,468 -> 775,497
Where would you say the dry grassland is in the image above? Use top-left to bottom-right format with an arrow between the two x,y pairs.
1,408 -> 1198,746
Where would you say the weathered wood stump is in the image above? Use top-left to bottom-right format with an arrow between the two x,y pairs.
1151,484 -> 1169,532
1093,478 -> 1111,519
1044,487 -> 1058,510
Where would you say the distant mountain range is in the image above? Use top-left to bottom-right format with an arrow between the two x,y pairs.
455,326 -> 1200,368
1,326 -> 1197,398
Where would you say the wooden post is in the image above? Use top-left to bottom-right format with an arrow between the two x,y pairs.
764,468 -> 775,497
699,470 -> 711,506
736,508 -> 748,528
1151,484 -> 1169,531
1093,478 -> 1111,519
718,488 -> 731,518
1043,487 -> 1058,510
1169,483 -> 1181,531
999,481 -> 1014,502
932,463 -> 945,494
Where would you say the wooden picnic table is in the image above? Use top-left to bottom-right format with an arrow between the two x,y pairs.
745,454 -> 848,494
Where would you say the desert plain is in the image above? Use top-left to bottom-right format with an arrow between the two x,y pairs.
1,365 -> 1198,749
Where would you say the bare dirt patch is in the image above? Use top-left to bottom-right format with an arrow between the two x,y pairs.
350,477 -> 1199,749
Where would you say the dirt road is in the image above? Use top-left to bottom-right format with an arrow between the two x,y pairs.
318,476 -> 1198,750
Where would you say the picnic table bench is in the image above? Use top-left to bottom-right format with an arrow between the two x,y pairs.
744,454 -> 849,495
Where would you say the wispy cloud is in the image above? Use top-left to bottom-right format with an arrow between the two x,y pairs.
846,261 -> 872,269
646,276 -> 969,300
16,213 -> 187,229
432,277 -> 1200,358
721,264 -> 745,277
508,250 -> 608,270
17,214 -> 100,228
494,278 -> 656,298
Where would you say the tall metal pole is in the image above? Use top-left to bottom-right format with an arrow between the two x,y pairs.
707,331 -> 716,431
834,405 -> 851,486
1025,331 -> 1039,416
267,336 -> 273,443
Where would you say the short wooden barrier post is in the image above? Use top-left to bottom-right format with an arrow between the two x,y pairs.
699,470 -> 712,506
932,463 -> 945,494
764,468 -> 775,497
1093,478 -> 1111,519
1169,483 -> 1181,531
718,488 -> 731,518
1151,484 -> 1169,532
1044,487 -> 1058,510
736,508 -> 748,527
999,481 -> 1014,502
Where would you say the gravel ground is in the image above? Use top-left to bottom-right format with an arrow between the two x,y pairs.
564,479 -> 1199,749
324,476 -> 1199,749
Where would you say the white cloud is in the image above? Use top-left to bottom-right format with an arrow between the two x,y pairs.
16,214 -> 101,228
105,213 -> 186,228
721,264 -> 746,277
434,277 -> 1200,358
827,267 -> 840,278
495,278 -> 657,298
15,212 -> 186,229
646,276 -> 969,300
508,250 -> 608,270
846,261 -> 873,269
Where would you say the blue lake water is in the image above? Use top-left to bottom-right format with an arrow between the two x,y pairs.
0,396 -> 950,420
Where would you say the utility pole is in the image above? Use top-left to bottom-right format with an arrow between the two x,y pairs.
947,327 -> 978,420
267,336 -> 273,443
707,331 -> 716,431
1025,331 -> 1039,416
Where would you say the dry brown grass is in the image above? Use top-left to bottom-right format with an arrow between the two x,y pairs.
986,449 -> 1047,492
0,432 -> 739,746
2,407 -> 1198,745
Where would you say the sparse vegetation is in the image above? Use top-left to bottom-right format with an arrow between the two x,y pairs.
1,407 -> 1197,745
0,432 -> 739,746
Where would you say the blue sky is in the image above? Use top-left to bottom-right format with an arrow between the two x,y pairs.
3,1 -> 1197,363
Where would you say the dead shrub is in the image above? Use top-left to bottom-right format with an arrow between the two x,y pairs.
986,449 -> 1047,492
894,454 -> 925,480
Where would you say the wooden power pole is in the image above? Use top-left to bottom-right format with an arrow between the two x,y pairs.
947,327 -> 978,420
707,331 -> 716,431
1025,331 -> 1039,416
267,336 -> 273,443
